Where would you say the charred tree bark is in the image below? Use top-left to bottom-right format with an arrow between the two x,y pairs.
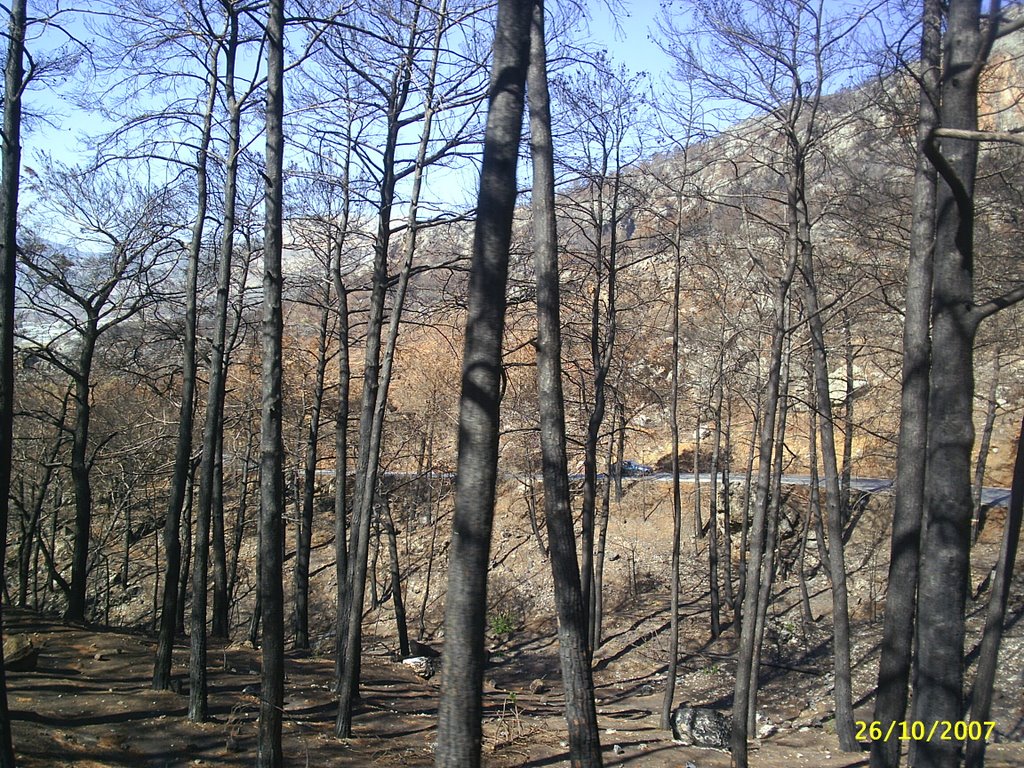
417,496 -> 443,642
294,302 -> 330,650
248,522 -> 261,650
66,329 -> 97,622
579,98 -> 624,647
736,388 -> 762,618
708,362 -> 724,639
368,515 -> 381,610
660,189 -> 685,732
972,355 -> 1000,542
17,403 -> 65,609
910,2 -> 984,764
591,411 -> 615,650
748,325 -> 791,732
731,270 -> 797,768
382,500 -> 409,658
228,430 -> 255,608
211,437 -> 228,637
840,310 -> 855,522
433,1 -> 530,762
965,410 -> 1024,768
527,2 -> 602,763
721,401 -> 735,612
694,412 -> 704,542
190,8 -> 243,715
154,51 -> 215,688
0,0 -> 26,759
333,270 -> 350,688
797,451 -> 815,633
336,5 -> 427,734
523,465 -> 548,559
189,452 -> 215,721
321,114 -> 354,690
177,475 -> 193,635
257,0 -> 285,761
799,205 -> 857,752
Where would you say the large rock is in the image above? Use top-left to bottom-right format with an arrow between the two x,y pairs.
409,639 -> 441,658
4,635 -> 39,672
402,656 -> 438,679
671,704 -> 731,750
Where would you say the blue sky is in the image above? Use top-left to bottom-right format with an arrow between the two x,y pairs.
588,0 -> 673,79
19,0 -> 900,216
24,1 -> 675,161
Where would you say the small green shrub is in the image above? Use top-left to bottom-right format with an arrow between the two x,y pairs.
489,610 -> 518,638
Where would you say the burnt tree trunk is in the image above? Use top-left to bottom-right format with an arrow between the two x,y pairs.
708,361 -> 724,639
736,389 -> 761,618
972,355 -> 1000,542
840,310 -> 855,523
591,411 -> 614,650
721,401 -> 735,612
211,436 -> 229,638
154,51 -> 215,688
66,329 -> 97,622
228,430 -> 254,607
190,8 -> 243,715
382,500 -> 409,658
523,465 -> 547,559
336,5 -> 425,733
257,0 -> 285,761
660,189 -> 685,732
527,1 -> 602,762
748,323 -> 791,732
324,118 -> 354,689
0,0 -> 26,759
965,410 -> 1024,768
17,405 -> 65,608
333,271 -> 351,688
911,3 -> 995,766
731,267 -> 797,768
417,497 -> 442,642
694,412 -> 704,542
433,1 -> 530,762
579,108 -> 623,647
176,472 -> 194,635
799,204 -> 857,752
294,302 -> 330,650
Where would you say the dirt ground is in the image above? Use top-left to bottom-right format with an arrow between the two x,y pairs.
5,480 -> 1024,767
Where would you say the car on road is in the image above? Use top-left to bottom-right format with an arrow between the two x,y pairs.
610,459 -> 654,477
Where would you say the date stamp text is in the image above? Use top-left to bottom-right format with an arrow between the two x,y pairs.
855,720 -> 996,743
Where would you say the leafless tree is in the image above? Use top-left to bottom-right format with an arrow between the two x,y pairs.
433,0 -> 531,762
0,0 -> 28,761
910,3 -> 1024,766
528,0 -> 602,762
256,0 -> 285,761
17,166 -> 184,623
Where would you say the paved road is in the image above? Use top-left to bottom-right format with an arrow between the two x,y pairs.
644,472 -> 1012,508
323,467 -> 1014,509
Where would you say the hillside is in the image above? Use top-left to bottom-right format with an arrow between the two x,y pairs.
8,3 -> 1024,766
6,480 -> 1024,766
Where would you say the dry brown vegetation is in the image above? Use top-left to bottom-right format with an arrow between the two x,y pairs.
6,479 -> 1024,766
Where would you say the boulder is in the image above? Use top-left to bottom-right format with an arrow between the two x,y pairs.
671,704 -> 731,750
402,656 -> 438,679
409,639 -> 441,658
4,635 -> 39,672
